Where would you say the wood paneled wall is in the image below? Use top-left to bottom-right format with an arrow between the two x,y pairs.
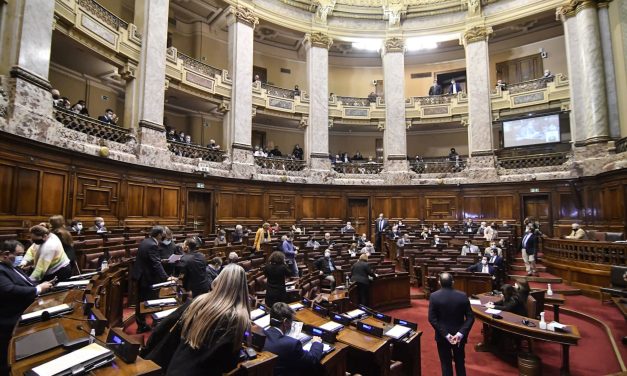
0,135 -> 625,237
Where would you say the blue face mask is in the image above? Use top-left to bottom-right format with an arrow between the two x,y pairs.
13,255 -> 23,267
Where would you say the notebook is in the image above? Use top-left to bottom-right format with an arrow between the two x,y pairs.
26,343 -> 114,376
253,314 -> 271,328
14,325 -> 68,361
251,308 -> 266,320
152,308 -> 177,320
144,298 -> 177,307
384,325 -> 411,340
302,341 -> 334,355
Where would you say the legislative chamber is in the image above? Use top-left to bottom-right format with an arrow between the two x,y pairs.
0,0 -> 626,375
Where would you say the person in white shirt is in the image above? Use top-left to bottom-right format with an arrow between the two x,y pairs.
467,256 -> 494,275
476,222 -> 487,236
461,240 -> 480,256
396,234 -> 410,258
433,235 -> 443,246
361,241 -> 374,255
305,236 -> 320,250
484,223 -> 498,241
340,222 -> 354,234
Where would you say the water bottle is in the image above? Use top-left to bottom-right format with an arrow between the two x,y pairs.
89,328 -> 96,344
539,312 -> 547,330
547,283 -> 553,296
345,275 -> 350,289
101,260 -> 109,272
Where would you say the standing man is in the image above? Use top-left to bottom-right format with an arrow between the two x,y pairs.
428,273 -> 474,376
281,233 -> 298,277
428,79 -> 443,96
131,226 -> 176,333
374,213 -> 389,253
521,225 -> 539,277
448,79 -> 462,94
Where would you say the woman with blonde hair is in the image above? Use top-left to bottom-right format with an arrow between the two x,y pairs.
253,222 -> 271,252
21,225 -> 71,282
167,264 -> 250,376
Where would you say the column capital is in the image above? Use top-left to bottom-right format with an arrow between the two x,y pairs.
304,32 -> 334,49
461,25 -> 492,46
227,5 -> 259,29
382,37 -> 404,55
556,1 -> 578,20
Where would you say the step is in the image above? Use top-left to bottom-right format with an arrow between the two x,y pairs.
509,273 -> 562,283
528,281 -> 582,296
511,264 -> 547,272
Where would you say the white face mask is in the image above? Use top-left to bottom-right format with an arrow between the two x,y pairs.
76,223 -> 83,230
99,222 -> 105,228
481,259 -> 487,265
75,104 -> 83,111
162,239 -> 172,245
324,252 -> 331,258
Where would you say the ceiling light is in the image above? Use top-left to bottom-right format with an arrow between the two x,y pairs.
351,38 -> 383,51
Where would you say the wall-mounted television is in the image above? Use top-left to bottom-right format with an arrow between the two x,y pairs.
502,113 -> 561,148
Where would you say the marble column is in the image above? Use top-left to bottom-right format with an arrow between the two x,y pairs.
461,26 -> 494,159
576,0 -> 609,144
225,6 -> 258,166
597,2 -> 620,139
122,63 -> 138,130
381,37 -> 408,171
133,0 -> 169,151
304,32 -> 332,171
1,0 -> 55,136
557,4 -> 586,144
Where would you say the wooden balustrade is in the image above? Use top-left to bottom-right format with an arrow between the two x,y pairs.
254,156 -> 306,172
167,140 -> 227,162
53,106 -> 132,143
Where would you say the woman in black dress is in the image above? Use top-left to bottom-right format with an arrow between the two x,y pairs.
263,251 -> 292,308
350,253 -> 377,306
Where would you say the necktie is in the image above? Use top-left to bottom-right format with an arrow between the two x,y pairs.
523,234 -> 530,247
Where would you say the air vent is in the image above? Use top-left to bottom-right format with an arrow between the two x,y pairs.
280,68 -> 291,74
410,72 -> 431,79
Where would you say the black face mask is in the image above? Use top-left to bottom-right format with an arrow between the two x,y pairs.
33,239 -> 45,245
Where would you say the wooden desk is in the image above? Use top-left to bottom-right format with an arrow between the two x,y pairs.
472,294 -> 580,375
10,290 -> 160,376
226,351 -> 278,376
428,271 -> 493,297
611,297 -> 627,320
544,293 -> 565,322
361,317 -> 423,376
348,273 -> 411,311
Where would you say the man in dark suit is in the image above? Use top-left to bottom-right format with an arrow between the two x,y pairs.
428,273 -> 474,376
429,80 -> 443,96
466,256 -> 495,275
263,302 -> 324,376
374,213 -> 389,252
521,225 -> 539,276
0,240 -> 53,376
448,79 -> 462,94
179,237 -> 210,298
131,226 -> 175,333
98,109 -> 118,125
314,249 -> 337,289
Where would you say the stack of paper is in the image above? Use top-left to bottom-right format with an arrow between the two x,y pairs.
253,315 -> 271,328
319,321 -> 343,332
153,308 -> 177,320
55,280 -> 90,288
469,299 -> 482,305
251,308 -> 266,320
485,308 -> 502,314
289,302 -> 304,311
384,325 -> 411,339
28,343 -> 113,376
303,341 -> 332,353
145,298 -> 177,307
346,309 -> 366,318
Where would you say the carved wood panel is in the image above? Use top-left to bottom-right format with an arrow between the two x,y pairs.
425,196 -> 457,219
74,174 -> 120,218
217,192 -> 263,220
268,194 -> 295,220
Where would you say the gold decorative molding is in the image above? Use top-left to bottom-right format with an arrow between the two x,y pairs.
383,37 -> 404,54
313,0 -> 336,23
304,32 -> 334,49
461,25 -> 493,45
575,0 -> 598,13
229,6 -> 259,28
467,0 -> 481,17
555,1 -> 577,20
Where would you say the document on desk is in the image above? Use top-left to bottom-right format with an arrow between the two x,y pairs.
20,304 -> 72,322
153,307 -> 177,320
469,299 -> 482,305
319,321 -> 343,332
253,314 -> 271,328
27,343 -> 113,376
151,281 -> 176,289
145,297 -> 177,307
55,280 -> 90,288
251,308 -> 266,320
345,309 -> 366,318
303,341 -> 332,354
485,308 -> 502,314
289,302 -> 304,311
384,325 -> 411,340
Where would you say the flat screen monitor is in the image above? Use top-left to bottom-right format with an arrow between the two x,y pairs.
502,114 -> 560,148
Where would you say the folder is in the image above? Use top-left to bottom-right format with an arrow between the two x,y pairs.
25,343 -> 114,376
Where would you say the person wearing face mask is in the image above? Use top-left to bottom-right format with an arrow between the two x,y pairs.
159,227 -> 182,276
213,230 -> 228,247
132,226 -> 177,333
466,256 -> 494,275
231,225 -> 244,244
486,284 -> 527,316
21,225 -> 72,282
51,89 -> 62,106
0,240 -> 54,376
206,257 -> 223,288
305,235 -> 320,250
98,109 -> 118,125
314,249 -> 337,289
461,239 -> 479,256
281,233 -> 298,277
89,217 -> 107,233
357,233 -> 368,248
70,219 -> 83,234
432,235 -> 443,246
485,243 -> 503,267
184,135 -> 192,144
179,238 -> 209,298
521,225 -> 539,277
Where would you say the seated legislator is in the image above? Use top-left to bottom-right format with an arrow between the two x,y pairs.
263,251 -> 293,308
21,225 -> 72,282
214,230 -> 228,246
231,224 -> 245,243
565,223 -> 588,240
396,234 -> 411,257
88,216 -> 108,232
0,240 -> 53,376
167,264 -> 250,376
179,238 -> 210,298
486,284 -> 528,317
254,222 -> 271,252
485,244 -> 504,268
441,222 -> 453,233
466,256 -> 495,275
319,233 -> 334,248
461,239 -> 480,256
206,257 -> 222,289
340,221 -> 355,234
463,219 -> 475,234
305,236 -> 320,250
263,302 -> 323,376
314,249 -> 337,289
357,233 -> 368,248
132,226 -> 176,333
351,253 -> 377,306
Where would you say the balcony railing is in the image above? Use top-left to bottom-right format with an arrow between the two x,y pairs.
77,0 -> 129,30
497,152 -> 568,169
177,52 -> 223,78
615,137 -> 627,154
410,159 -> 467,174
254,156 -> 306,171
53,107 -> 131,143
168,141 -> 226,162
507,76 -> 554,95
261,84 -> 296,99
336,96 -> 372,107
333,162 -> 383,174
543,238 -> 626,266
409,95 -> 454,105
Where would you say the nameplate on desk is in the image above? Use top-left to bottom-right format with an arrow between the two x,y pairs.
151,281 -> 177,289
144,298 -> 177,307
152,307 -> 177,321
69,272 -> 98,280
25,343 -> 114,376
301,298 -> 312,307
358,306 -> 391,323
20,304 -> 73,325
303,325 -> 337,343
312,303 -> 328,317
330,312 -> 351,326
106,328 -> 141,364
393,318 -> 418,331
356,321 -> 384,338
384,325 -> 411,340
